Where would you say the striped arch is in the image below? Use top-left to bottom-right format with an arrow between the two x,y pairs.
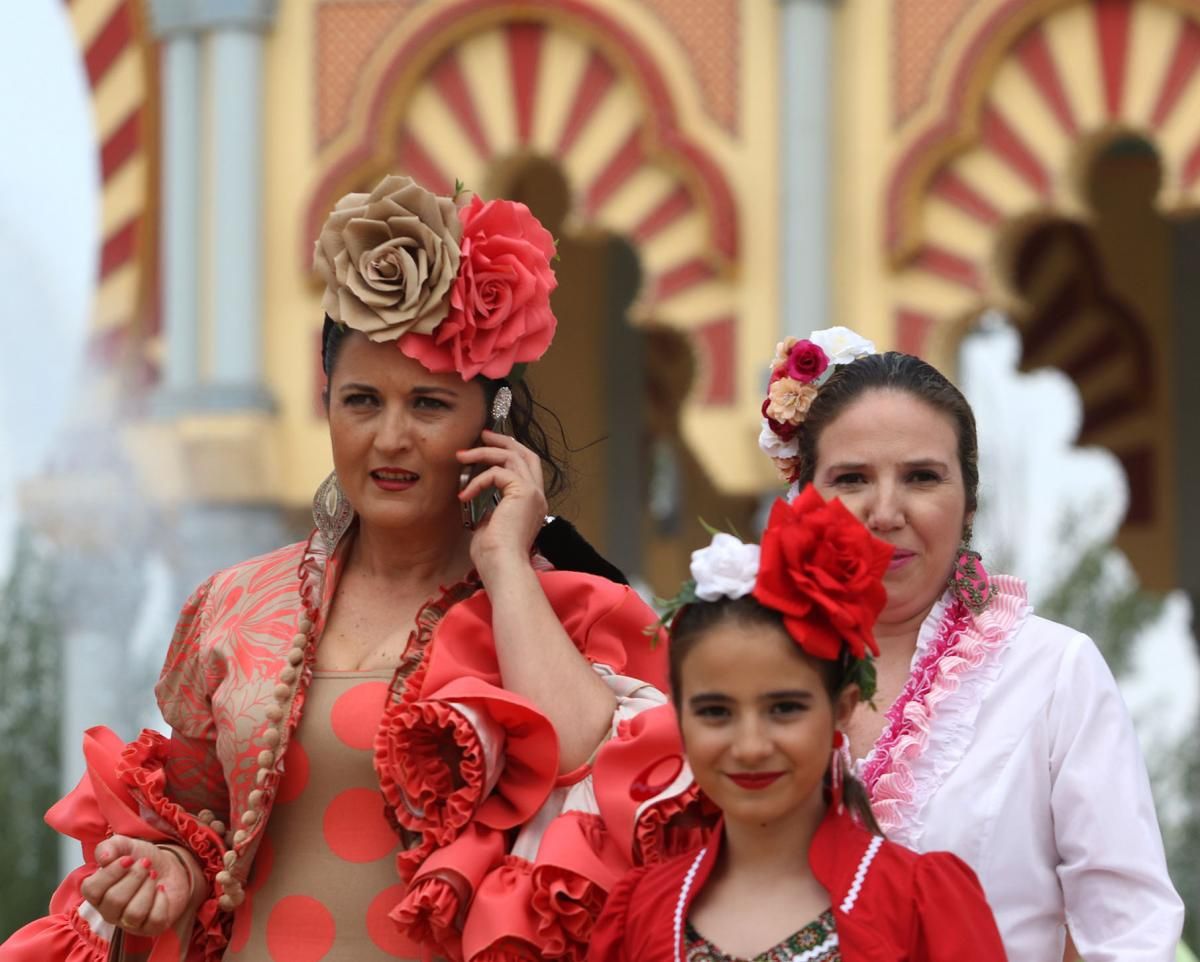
888,0 -> 1200,350
304,0 -> 740,405
61,0 -> 158,370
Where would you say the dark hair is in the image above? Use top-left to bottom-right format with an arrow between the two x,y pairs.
795,351 -> 979,517
321,315 -> 570,499
668,595 -> 882,835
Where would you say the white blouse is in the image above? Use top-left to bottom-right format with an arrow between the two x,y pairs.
858,581 -> 1184,962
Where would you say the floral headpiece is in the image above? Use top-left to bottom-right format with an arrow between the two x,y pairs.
759,326 -> 876,486
663,485 -> 893,700
313,174 -> 558,380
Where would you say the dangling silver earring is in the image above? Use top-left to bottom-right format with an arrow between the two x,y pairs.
312,472 -> 355,551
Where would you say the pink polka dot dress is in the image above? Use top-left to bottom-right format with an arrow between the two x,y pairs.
225,670 -> 419,961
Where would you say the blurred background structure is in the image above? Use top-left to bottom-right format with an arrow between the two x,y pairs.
1,0 -> 1197,948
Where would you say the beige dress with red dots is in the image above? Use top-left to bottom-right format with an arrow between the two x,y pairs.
225,670 -> 416,962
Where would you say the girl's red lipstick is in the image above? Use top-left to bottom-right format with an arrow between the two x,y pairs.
727,772 -> 783,790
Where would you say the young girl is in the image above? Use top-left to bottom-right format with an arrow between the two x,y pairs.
588,487 -> 1008,962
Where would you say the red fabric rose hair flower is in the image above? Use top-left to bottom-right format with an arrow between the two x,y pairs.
752,485 -> 893,661
401,195 -> 558,380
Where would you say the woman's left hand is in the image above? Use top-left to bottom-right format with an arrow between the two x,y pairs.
457,430 -> 547,577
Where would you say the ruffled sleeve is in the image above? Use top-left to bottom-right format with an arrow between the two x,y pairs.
584,866 -> 647,962
909,852 -> 1006,961
390,824 -> 509,962
376,676 -> 560,880
0,725 -> 228,962
372,571 -> 690,962
593,703 -> 715,866
0,576 -> 235,962
417,571 -> 668,696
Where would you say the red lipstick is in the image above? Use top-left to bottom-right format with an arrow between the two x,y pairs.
727,772 -> 783,790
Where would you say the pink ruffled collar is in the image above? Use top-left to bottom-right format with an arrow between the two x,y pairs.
857,575 -> 1031,844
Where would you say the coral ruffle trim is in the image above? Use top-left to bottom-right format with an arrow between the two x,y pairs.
119,731 -> 231,961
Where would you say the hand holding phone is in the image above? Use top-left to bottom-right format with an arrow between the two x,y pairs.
459,386 -> 513,530
459,458 -> 500,529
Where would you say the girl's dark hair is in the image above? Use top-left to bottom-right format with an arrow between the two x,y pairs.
321,315 -> 570,500
668,595 -> 883,836
795,351 -> 979,516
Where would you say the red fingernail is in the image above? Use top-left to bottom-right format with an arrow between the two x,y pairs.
157,883 -> 166,893
149,869 -> 159,880
120,856 -> 135,868
140,857 -> 152,869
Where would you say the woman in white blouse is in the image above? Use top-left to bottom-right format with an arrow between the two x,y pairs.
757,329 -> 1184,961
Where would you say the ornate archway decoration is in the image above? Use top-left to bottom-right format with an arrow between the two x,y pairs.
304,0 -> 740,405
882,0 -> 1195,588
62,0 -> 159,373
887,0 -> 1200,352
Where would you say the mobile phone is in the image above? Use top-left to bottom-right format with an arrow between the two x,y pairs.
459,454 -> 501,529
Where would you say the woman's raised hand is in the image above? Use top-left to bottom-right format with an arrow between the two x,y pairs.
80,834 -> 197,937
457,430 -> 548,577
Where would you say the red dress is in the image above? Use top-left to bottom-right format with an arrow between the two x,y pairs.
1,532 -> 688,962
587,808 -> 1008,962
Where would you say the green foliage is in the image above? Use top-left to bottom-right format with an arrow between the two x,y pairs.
1036,538 -> 1164,677
0,533 -> 64,939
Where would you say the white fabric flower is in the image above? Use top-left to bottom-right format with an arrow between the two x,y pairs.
810,326 -> 876,366
758,419 -> 799,459
690,533 -> 761,601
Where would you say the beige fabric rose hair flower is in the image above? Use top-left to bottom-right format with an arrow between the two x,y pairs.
314,175 -> 464,341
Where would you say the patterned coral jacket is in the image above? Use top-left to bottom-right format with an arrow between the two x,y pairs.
2,531 -> 697,962
588,808 -> 1009,962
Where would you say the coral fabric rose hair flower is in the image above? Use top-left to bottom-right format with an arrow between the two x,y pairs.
752,486 -> 893,661
401,194 -> 559,380
314,174 -> 464,341
690,533 -> 761,601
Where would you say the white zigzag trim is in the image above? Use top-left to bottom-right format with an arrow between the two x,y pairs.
838,835 -> 883,915
674,848 -> 707,962
790,931 -> 839,961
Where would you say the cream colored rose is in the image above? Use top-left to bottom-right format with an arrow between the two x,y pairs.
313,175 -> 464,341
765,378 -> 818,425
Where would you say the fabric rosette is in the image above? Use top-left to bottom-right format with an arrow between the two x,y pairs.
313,174 -> 464,341
752,486 -> 893,661
375,677 -> 560,878
401,194 -> 558,380
389,824 -> 508,962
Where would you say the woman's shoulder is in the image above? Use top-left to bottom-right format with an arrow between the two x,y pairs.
609,847 -> 703,908
1004,606 -> 1098,677
196,539 -> 311,601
